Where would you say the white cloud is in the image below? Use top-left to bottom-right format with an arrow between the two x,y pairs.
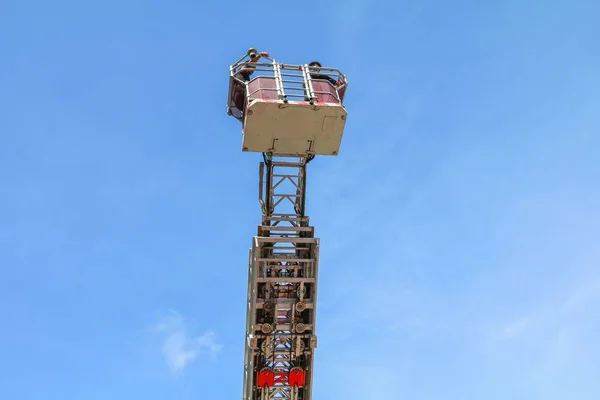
489,271 -> 600,343
153,310 -> 222,374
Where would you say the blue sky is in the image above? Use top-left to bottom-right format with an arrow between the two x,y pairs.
1,0 -> 599,399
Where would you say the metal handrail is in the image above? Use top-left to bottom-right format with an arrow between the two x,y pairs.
300,65 -> 315,104
273,61 -> 286,102
229,56 -> 348,111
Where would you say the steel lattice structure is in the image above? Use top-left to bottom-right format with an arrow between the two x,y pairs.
243,155 -> 319,400
227,48 -> 348,400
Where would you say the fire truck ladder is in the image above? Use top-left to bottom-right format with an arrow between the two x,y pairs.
243,154 -> 319,400
228,48 -> 348,400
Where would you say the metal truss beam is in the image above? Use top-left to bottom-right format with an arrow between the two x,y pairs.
243,154 -> 319,400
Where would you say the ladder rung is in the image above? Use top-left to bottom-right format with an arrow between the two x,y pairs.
257,237 -> 317,243
256,258 -> 316,263
259,226 -> 313,232
257,278 -> 316,283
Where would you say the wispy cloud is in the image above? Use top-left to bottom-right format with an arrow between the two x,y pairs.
489,271 -> 600,343
153,310 -> 222,374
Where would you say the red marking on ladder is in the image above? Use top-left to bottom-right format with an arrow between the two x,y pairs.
289,369 -> 306,387
257,370 -> 274,388
257,369 -> 305,388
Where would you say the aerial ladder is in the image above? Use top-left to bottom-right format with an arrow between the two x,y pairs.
227,48 -> 348,400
